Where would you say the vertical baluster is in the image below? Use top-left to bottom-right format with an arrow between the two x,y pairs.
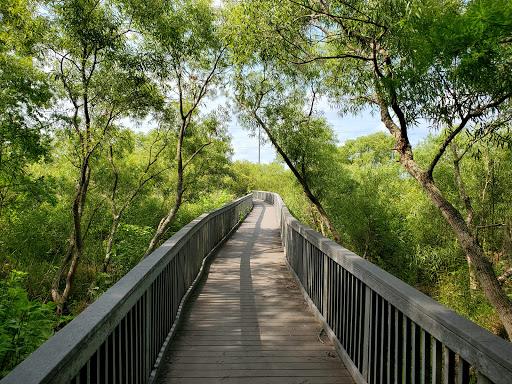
104,340 -> 109,384
395,311 -> 403,384
307,241 -> 311,294
354,278 -> 361,369
160,272 -> 164,346
172,260 -> 177,320
346,269 -> 352,347
332,263 -> 341,340
128,310 -> 133,384
358,281 -> 366,372
320,252 -> 325,315
387,303 -> 395,384
313,246 -> 317,305
380,297 -> 388,384
117,322 -> 122,384
111,331 -> 116,383
331,259 -> 335,330
308,242 -> 312,299
124,317 -> 129,384
327,259 -> 332,328
167,264 -> 171,334
323,254 -> 328,320
97,348 -> 101,383
86,359 -> 91,384
403,317 -> 412,384
342,269 -> 348,347
432,339 -> 442,384
142,295 -> 147,382
444,348 -> 455,384
421,330 -> 431,384
162,264 -> 169,340
347,273 -> 354,359
135,301 -> 139,384
458,358 -> 469,384
412,323 -> 421,384
353,275 -> 360,362
371,292 -> 378,384
335,265 -> 340,340
310,246 -> 314,304
315,249 -> 318,307
338,264 -> 343,341
362,285 -> 372,381
154,279 -> 158,359
375,294 -> 382,384
318,250 -> 322,309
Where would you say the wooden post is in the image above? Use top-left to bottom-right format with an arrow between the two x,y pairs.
362,285 -> 372,380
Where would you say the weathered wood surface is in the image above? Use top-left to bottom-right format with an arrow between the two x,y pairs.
253,191 -> 512,384
156,201 -> 354,384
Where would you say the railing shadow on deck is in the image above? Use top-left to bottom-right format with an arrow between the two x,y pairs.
1,194 -> 253,384
253,190 -> 512,384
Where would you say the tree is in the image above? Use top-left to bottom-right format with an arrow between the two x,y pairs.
0,0 -> 52,222
233,67 -> 344,244
45,0 -> 162,313
225,0 -> 512,338
87,124 -> 174,300
120,0 -> 232,259
336,133 -> 412,265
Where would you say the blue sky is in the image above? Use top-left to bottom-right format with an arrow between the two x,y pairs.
230,104 -> 432,164
130,95 -> 432,165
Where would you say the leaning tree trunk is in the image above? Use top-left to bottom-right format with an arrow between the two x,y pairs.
243,107 -> 344,246
452,141 -> 478,293
377,99 -> 512,339
503,218 -> 512,259
87,217 -> 120,301
302,185 -> 343,245
52,162 -> 91,314
417,169 -> 512,338
141,191 -> 183,260
141,119 -> 186,261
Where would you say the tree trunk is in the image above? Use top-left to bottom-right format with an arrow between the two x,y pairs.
503,218 -> 512,259
319,218 -> 327,237
141,119 -> 186,260
141,192 -> 183,260
87,217 -> 120,301
304,187 -> 343,246
309,202 -> 320,232
451,142 -> 478,293
51,232 -> 74,304
378,98 -> 512,339
252,112 -> 343,246
53,163 -> 91,314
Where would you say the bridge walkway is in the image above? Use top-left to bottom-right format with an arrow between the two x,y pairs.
155,201 -> 354,384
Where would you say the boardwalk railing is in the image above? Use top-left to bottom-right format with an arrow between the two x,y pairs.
3,194 -> 253,384
253,191 -> 512,384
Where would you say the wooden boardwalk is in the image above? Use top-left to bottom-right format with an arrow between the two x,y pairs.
156,201 -> 354,384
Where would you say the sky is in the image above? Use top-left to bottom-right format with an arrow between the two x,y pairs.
229,103 -> 432,164
130,94 -> 432,165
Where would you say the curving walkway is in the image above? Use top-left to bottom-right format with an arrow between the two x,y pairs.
156,201 -> 354,384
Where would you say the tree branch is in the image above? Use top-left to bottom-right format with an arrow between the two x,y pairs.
183,142 -> 212,171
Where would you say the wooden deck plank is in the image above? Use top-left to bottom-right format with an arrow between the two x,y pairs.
161,369 -> 351,378
160,377 -> 348,384
166,356 -> 340,364
156,201 -> 354,384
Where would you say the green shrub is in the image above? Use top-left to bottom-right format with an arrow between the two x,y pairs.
0,270 -> 66,378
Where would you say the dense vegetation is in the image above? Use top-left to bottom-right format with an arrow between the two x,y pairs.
1,0 -> 511,376
236,131 -> 512,338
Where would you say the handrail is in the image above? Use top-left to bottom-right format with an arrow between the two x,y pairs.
2,194 -> 253,384
253,191 -> 512,384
